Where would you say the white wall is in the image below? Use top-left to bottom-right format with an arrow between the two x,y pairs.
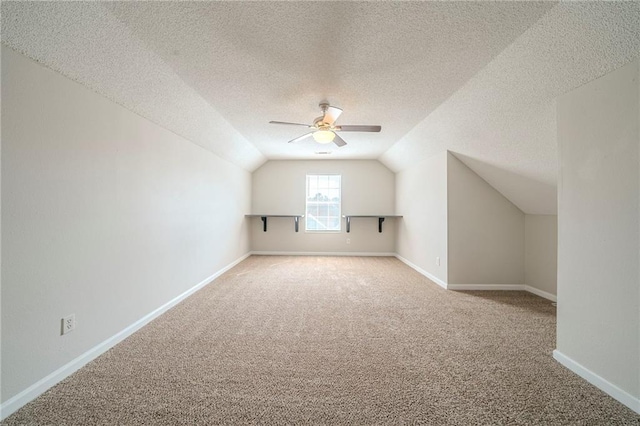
556,59 -> 639,408
250,160 -> 396,254
1,47 -> 251,405
395,151 -> 448,285
525,215 -> 557,297
447,153 -> 525,285
0,40 -> 3,412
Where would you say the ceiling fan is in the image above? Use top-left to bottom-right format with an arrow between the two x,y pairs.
269,102 -> 381,147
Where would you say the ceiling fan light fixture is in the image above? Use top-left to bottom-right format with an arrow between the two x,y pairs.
313,130 -> 335,144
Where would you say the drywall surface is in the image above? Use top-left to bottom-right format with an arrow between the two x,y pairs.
1,47 -> 251,402
447,153 -> 525,285
395,151 -> 448,284
525,215 -> 557,297
557,59 -> 639,399
250,160 -> 395,254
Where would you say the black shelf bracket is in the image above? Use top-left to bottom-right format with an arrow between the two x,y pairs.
246,215 -> 303,233
343,215 -> 402,233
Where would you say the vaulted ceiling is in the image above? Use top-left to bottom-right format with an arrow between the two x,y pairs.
2,1 -> 639,214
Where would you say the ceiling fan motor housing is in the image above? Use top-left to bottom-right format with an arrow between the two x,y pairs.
313,116 -> 330,129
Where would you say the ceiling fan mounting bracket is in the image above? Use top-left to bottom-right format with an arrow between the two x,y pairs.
319,101 -> 330,112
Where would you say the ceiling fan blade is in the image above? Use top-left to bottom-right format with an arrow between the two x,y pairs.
270,121 -> 311,127
332,133 -> 347,147
334,125 -> 381,132
323,106 -> 343,125
288,132 -> 314,143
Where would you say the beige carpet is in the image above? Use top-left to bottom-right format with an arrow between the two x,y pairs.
4,256 -> 639,425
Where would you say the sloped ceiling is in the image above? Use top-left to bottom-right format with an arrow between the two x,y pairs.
2,2 -> 639,214
381,2 -> 640,214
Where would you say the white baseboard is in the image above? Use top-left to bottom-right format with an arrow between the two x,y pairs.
392,255 -> 557,302
0,253 -> 250,421
553,350 -> 640,414
524,285 -> 557,302
447,284 -> 525,291
394,254 -> 448,289
250,251 -> 397,257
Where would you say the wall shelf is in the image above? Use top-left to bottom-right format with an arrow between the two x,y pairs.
245,215 -> 304,232
342,215 -> 403,233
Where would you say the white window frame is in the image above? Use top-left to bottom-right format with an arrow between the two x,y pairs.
305,174 -> 342,233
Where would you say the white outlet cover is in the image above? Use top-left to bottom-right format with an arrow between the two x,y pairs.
62,314 -> 75,335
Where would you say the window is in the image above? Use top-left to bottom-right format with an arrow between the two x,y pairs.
306,174 -> 341,232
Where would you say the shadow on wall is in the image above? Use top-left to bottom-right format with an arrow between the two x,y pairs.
451,152 -> 557,215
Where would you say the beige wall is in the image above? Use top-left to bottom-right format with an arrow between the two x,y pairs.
557,59 -> 639,402
250,160 -> 396,254
1,47 -> 251,403
525,215 -> 557,297
447,153 -> 525,285
395,151 -> 448,285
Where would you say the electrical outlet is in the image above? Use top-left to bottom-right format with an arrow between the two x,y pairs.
436,256 -> 441,266
61,314 -> 75,335
346,238 -> 351,244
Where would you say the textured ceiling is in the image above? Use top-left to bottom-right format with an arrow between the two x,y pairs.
102,1 -> 554,162
2,2 -> 639,214
381,1 -> 640,214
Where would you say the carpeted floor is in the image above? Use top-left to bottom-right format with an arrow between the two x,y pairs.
3,256 -> 639,425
